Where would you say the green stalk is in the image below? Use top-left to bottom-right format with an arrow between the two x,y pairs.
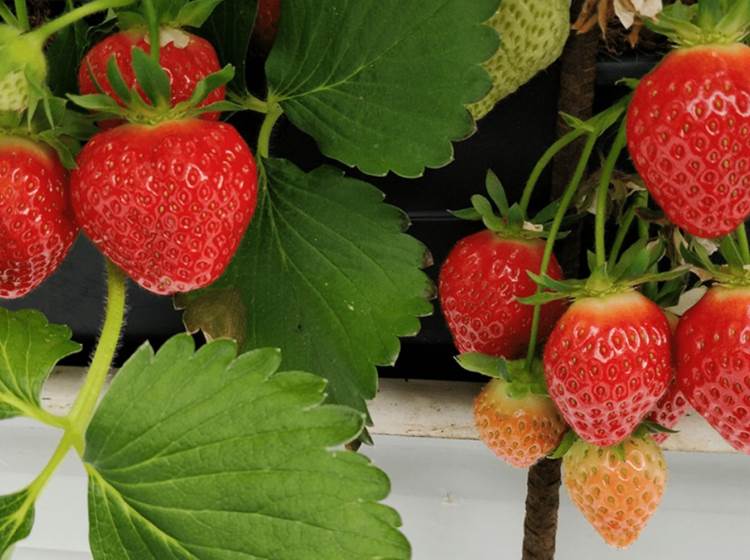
737,222 -> 750,264
14,0 -> 29,31
594,121 -> 628,269
142,0 -> 160,60
524,132 -> 599,369
67,260 -> 127,453
519,128 -> 586,216
30,0 -> 135,42
258,103 -> 283,159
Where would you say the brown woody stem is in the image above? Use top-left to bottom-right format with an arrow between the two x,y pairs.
522,459 -> 563,560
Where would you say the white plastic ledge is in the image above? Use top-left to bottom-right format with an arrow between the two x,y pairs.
42,368 -> 736,454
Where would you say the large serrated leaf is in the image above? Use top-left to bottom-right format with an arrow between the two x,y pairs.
84,335 -> 410,560
177,158 -> 432,415
0,308 -> 80,420
266,0 -> 500,178
0,490 -> 34,556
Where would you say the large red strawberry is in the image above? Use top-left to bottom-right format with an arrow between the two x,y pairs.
544,291 -> 672,447
70,119 -> 257,295
563,435 -> 667,549
0,137 -> 78,299
474,377 -> 566,468
440,232 -> 566,358
627,5 -> 750,238
676,286 -> 750,454
78,28 -> 224,124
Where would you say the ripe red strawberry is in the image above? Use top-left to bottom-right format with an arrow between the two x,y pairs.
544,291 -> 672,447
0,137 -> 78,299
78,28 -> 224,125
253,0 -> 281,49
439,232 -> 566,359
474,378 -> 566,468
70,119 -> 257,295
563,435 -> 667,549
648,311 -> 688,443
627,5 -> 750,239
676,286 -> 750,454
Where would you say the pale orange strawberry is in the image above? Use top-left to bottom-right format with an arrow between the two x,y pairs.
563,436 -> 667,549
474,378 -> 566,468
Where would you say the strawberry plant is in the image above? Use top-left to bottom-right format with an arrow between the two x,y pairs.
0,0 -> 501,557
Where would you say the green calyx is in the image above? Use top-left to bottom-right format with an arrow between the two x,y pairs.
451,169 -> 566,241
0,26 -> 46,113
681,227 -> 750,287
117,0 -> 223,30
520,238 -> 689,306
456,352 -> 548,398
68,49 -> 241,125
647,0 -> 750,47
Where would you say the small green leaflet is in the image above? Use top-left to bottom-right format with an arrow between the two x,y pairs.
85,335 -> 410,559
266,0 -> 500,178
178,158 -> 433,416
0,490 -> 34,557
0,308 -> 80,420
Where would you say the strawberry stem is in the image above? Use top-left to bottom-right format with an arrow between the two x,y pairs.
30,0 -> 136,42
258,102 -> 283,159
524,132 -> 599,369
14,0 -> 29,31
594,121 -> 628,269
142,0 -> 160,61
737,223 -> 750,264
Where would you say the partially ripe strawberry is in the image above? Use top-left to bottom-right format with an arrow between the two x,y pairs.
78,28 -> 224,125
0,137 -> 78,298
563,435 -> 667,549
71,119 -> 258,295
253,0 -> 281,49
544,291 -> 672,447
440,232 -> 566,359
474,378 -> 566,468
676,286 -> 750,454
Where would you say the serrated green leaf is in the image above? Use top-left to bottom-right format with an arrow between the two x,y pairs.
130,48 -> 171,107
178,158 -> 432,415
266,0 -> 499,178
175,0 -> 224,27
85,335 -> 409,560
485,170 -> 509,215
0,489 -> 34,555
202,0 -> 257,91
0,308 -> 80,420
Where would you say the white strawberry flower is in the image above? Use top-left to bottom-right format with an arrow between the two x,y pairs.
614,0 -> 663,30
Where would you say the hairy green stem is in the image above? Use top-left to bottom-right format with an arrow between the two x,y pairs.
594,121 -> 628,269
30,0 -> 135,42
524,132 -> 598,368
14,0 -> 29,30
258,103 -> 283,159
519,128 -> 587,216
738,223 -> 750,264
68,260 -> 126,453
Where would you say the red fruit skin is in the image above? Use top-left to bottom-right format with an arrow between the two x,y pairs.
0,138 -> 78,299
439,232 -> 567,359
676,287 -> 750,454
70,119 -> 258,295
254,0 -> 281,48
544,292 -> 672,447
627,45 -> 750,239
78,29 -> 225,125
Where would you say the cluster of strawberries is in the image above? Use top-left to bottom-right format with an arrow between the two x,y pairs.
441,0 -> 750,549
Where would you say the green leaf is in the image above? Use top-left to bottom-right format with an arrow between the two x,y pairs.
455,352 -> 508,380
202,0 -> 257,92
130,48 -> 171,107
0,489 -> 34,555
175,0 -> 224,27
178,159 -> 432,415
45,0 -> 89,97
265,0 -> 499,178
485,170 -> 508,215
85,335 -> 409,560
449,207 -> 482,221
0,308 -> 80,420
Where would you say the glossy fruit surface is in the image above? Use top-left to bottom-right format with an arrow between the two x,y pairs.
71,119 -> 258,295
439,231 -> 566,359
544,291 -> 672,446
469,0 -> 570,120
474,378 -> 566,468
563,436 -> 667,549
0,137 -> 78,298
627,45 -> 750,238
676,286 -> 750,454
78,28 -> 224,123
